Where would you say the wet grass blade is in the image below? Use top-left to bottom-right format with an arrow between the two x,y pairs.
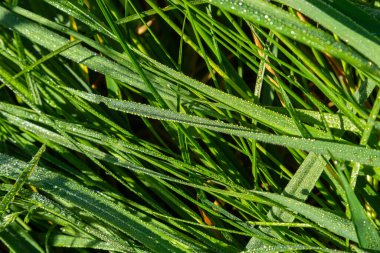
0,144 -> 46,219
336,163 -> 380,250
208,0 -> 380,78
44,234 -> 131,253
0,1 -> 379,251
252,191 -> 358,243
0,152 -> 219,253
243,244 -> 348,253
65,88 -> 380,167
274,0 -> 380,68
247,153 -> 326,248
0,5 -> 327,137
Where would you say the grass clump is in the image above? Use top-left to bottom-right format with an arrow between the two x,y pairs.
0,0 -> 380,252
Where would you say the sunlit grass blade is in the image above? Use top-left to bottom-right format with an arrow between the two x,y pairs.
0,144 -> 46,219
0,0 -> 379,251
0,4 -> 330,137
208,0 -> 380,77
0,152 -> 212,253
252,191 -> 358,242
42,0 -> 114,39
44,234 -> 132,253
247,153 -> 326,248
274,0 -> 380,68
243,244 -> 348,253
65,88 -> 380,167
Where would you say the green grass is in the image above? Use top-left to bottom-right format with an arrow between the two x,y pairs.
0,0 -> 379,252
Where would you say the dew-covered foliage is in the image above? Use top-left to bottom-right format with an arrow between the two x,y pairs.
0,0 -> 379,252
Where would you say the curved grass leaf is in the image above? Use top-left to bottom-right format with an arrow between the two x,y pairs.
0,129 -> 358,245
0,4 -> 328,137
0,153 -> 209,253
65,88 -> 380,167
0,222 -> 44,253
10,186 -> 135,252
274,0 -> 380,68
336,163 -> 380,250
207,0 -> 380,78
0,5 -> 175,101
0,112 -> 202,189
0,102 -> 239,189
42,0 -> 115,39
0,126 -> 364,248
0,1 -> 378,251
252,191 -> 358,243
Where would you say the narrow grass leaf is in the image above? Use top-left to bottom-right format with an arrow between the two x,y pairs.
274,0 -> 380,68
42,0 -> 115,39
247,153 -> 326,248
0,144 -> 46,217
252,191 -> 358,242
65,88 -> 380,167
0,222 -> 44,253
0,5 -> 173,100
0,1 -> 378,251
269,107 -> 369,134
336,163 -> 380,250
0,152 -> 212,253
44,234 -> 133,253
244,244 -> 348,253
0,5 -> 328,137
208,0 -> 380,78
0,102 -> 244,190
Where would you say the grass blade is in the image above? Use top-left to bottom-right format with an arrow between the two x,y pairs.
274,0 -> 380,68
0,5 -> 329,137
253,191 -> 358,242
208,0 -> 380,77
0,222 -> 44,253
65,88 -> 380,167
247,153 -> 326,248
0,144 -> 46,218
0,152 -> 214,253
336,163 -> 380,250
44,234 -> 132,253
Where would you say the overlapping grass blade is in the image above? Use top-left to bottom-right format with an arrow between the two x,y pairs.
0,102 -> 239,188
0,144 -> 45,219
243,244 -> 348,253
274,0 -> 380,68
0,152 -> 214,253
0,122 -> 359,246
65,88 -> 380,167
336,163 -> 380,250
0,4 -> 330,137
42,0 -> 114,39
247,153 -> 326,248
0,222 -> 44,253
207,0 -> 380,78
252,190 -> 358,242
0,0 -> 379,251
43,234 -> 132,253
